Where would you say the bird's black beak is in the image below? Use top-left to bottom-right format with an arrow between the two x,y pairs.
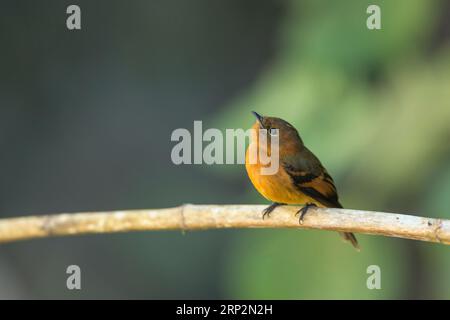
252,111 -> 264,128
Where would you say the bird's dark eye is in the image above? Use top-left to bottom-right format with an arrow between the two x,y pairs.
268,128 -> 278,136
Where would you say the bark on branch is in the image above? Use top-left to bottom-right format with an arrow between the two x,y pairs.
0,205 -> 448,245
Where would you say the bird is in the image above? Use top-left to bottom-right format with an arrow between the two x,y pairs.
245,111 -> 359,250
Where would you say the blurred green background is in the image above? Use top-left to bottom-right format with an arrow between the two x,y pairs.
0,0 -> 449,299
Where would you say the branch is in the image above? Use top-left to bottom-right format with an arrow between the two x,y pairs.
0,205 -> 448,245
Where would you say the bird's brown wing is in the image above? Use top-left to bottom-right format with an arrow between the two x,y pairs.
282,149 -> 342,208
283,148 -> 359,250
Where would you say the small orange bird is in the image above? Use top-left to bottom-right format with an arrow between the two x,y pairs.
245,111 -> 359,250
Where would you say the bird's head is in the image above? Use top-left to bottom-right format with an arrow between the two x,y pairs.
251,111 -> 304,151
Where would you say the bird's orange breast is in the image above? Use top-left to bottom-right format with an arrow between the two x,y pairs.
245,146 -> 313,205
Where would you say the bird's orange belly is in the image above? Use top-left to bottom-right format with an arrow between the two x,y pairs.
245,162 -> 313,205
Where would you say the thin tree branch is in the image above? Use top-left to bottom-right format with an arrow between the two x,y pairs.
0,205 -> 448,245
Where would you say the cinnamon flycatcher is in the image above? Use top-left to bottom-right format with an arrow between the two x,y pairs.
245,111 -> 359,250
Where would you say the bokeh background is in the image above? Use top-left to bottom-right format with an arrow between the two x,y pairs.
0,0 -> 449,299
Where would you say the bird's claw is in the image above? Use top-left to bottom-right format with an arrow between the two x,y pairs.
295,203 -> 317,224
262,208 -> 271,220
262,203 -> 283,220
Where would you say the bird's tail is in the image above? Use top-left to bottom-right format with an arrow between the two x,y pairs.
333,201 -> 360,251
339,232 -> 360,251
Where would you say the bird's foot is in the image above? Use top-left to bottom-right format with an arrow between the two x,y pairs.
295,203 -> 317,224
262,202 -> 284,220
